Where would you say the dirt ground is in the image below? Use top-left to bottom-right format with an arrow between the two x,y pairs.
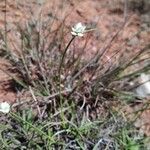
0,0 -> 150,135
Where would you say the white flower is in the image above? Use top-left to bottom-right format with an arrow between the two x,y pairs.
71,22 -> 86,37
0,102 -> 10,113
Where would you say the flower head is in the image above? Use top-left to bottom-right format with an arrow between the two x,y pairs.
0,102 -> 10,113
71,22 -> 86,37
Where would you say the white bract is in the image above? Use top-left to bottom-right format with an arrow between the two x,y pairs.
0,102 -> 10,113
71,22 -> 86,37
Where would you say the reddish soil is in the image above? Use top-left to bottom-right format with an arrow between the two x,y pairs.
0,59 -> 16,102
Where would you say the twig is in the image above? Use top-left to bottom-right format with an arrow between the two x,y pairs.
29,86 -> 42,118
12,88 -> 72,108
43,88 -> 72,102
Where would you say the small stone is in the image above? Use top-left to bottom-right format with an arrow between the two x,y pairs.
141,14 -> 150,24
128,36 -> 139,46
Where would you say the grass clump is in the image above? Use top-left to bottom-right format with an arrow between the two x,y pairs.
1,104 -> 146,149
0,1 -> 150,149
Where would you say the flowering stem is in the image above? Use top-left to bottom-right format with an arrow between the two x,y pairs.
58,35 -> 76,75
58,35 -> 75,94
58,35 -> 75,126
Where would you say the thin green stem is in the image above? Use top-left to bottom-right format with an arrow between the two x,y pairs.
58,35 -> 76,75
58,35 -> 75,127
58,35 -> 76,93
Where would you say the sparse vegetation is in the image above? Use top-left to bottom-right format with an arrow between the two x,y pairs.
0,0 -> 150,149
